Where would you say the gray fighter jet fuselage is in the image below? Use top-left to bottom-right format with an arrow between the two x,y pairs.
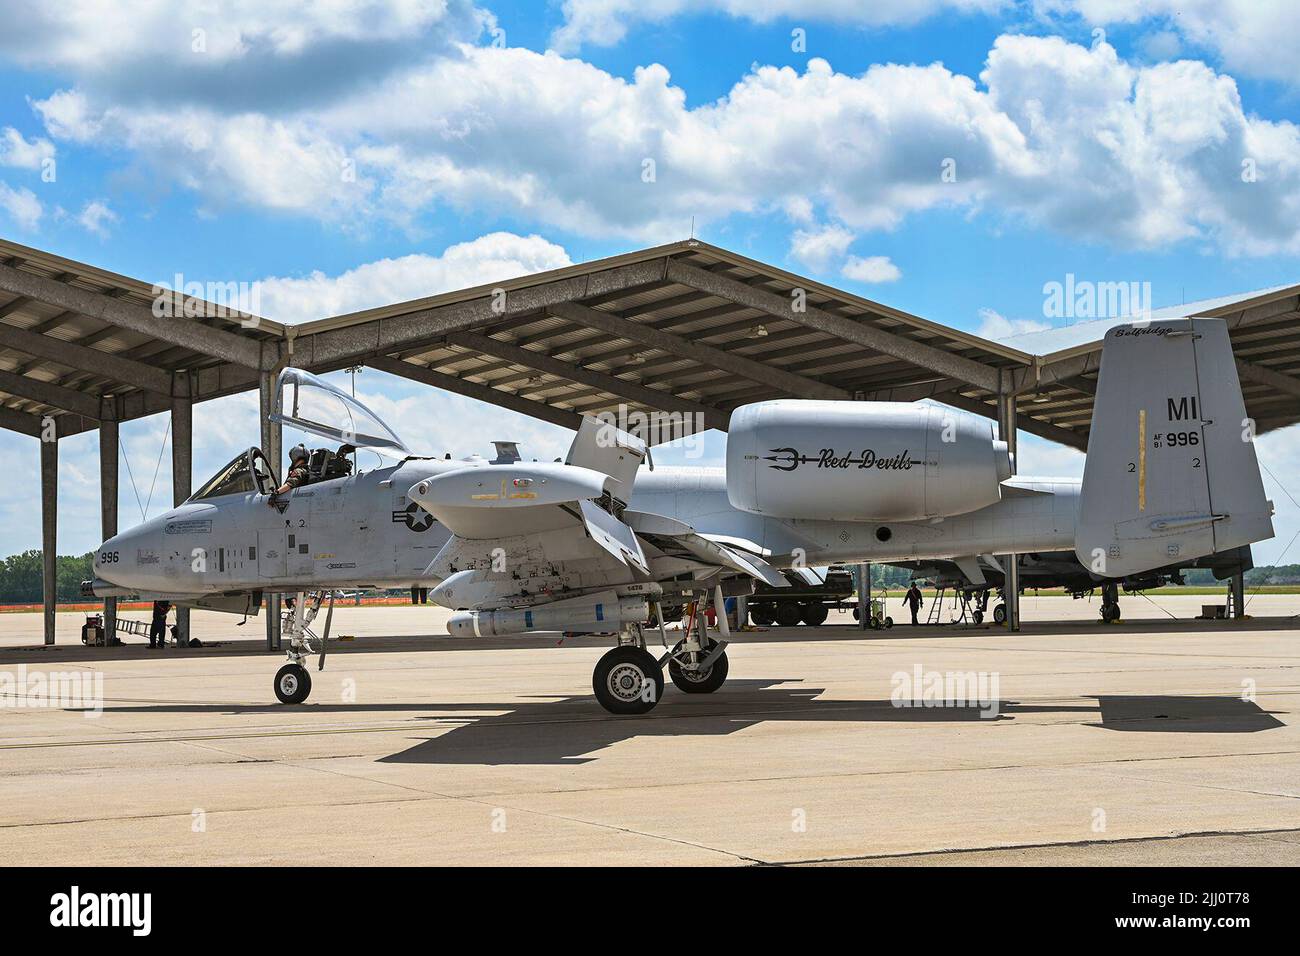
630,468 -> 1080,570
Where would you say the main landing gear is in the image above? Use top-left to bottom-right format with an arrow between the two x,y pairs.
1099,581 -> 1122,623
272,590 -> 336,704
592,588 -> 732,715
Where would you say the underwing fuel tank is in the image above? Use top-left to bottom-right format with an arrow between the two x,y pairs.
447,595 -> 649,638
726,400 -> 1012,521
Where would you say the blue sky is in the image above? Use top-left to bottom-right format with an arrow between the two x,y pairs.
1,0 -> 1298,569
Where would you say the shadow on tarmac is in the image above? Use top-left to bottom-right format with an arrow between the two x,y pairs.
80,679 -> 1286,765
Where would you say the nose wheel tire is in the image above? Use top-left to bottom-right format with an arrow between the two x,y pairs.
275,663 -> 312,704
668,638 -> 729,694
593,646 -> 664,715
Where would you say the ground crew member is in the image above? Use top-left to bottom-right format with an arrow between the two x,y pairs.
267,444 -> 310,505
903,582 -> 924,626
149,600 -> 171,648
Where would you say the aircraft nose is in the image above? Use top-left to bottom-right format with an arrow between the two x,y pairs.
94,529 -> 135,583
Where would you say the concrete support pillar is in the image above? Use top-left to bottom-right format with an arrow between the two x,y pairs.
171,395 -> 192,646
99,418 -> 119,641
997,393 -> 1021,632
40,433 -> 57,645
735,593 -> 748,629
259,371 -> 283,651
1230,571 -> 1246,620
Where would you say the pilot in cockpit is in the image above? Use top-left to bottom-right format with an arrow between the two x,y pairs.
266,442 -> 357,505
266,444 -> 311,505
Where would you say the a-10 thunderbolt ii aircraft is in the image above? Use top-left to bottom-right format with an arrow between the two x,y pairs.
88,316 -> 1274,714
87,367 -> 788,714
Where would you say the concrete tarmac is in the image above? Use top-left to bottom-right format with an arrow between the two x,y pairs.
1,595 -> 1297,866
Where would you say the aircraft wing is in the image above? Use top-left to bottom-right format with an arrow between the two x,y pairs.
565,417 -> 647,500
408,461 -> 618,539
625,511 -> 789,587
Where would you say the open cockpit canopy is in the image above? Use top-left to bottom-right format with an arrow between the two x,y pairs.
270,367 -> 409,456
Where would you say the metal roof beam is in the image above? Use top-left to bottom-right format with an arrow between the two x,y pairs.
1235,358 -> 1300,400
449,332 -> 729,430
297,260 -> 670,369
367,355 -> 583,432
1018,304 -> 1300,395
0,405 -> 42,437
0,322 -> 174,395
0,262 -> 265,369
936,391 -> 1089,451
0,406 -> 96,438
548,300 -> 848,401
665,259 -> 1003,393
0,369 -> 102,419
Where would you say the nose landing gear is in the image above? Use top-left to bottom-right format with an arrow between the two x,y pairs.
274,663 -> 312,704
272,590 -> 336,704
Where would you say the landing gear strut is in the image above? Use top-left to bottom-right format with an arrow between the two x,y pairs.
1100,582 -> 1121,623
272,590 -> 335,704
592,588 -> 731,715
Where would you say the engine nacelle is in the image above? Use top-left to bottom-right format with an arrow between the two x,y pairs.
726,400 -> 1012,521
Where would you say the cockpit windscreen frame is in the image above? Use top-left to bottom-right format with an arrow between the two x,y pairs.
269,367 -> 409,457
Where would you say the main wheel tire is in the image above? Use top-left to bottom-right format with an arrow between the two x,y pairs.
972,610 -> 984,624
1102,602 -> 1121,623
800,603 -> 829,627
752,606 -> 775,626
274,663 -> 312,704
993,603 -> 1007,624
668,638 -> 729,694
593,646 -> 664,715
774,603 -> 802,628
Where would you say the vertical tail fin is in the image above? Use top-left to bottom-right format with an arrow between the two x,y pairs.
1074,318 -> 1274,578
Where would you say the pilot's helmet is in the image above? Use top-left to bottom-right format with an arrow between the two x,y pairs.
289,443 -> 309,464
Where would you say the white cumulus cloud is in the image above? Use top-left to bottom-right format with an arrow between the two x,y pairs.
974,306 -> 1051,340
0,126 -> 55,169
25,34 -> 1300,254
255,231 -> 573,323
789,223 -> 855,269
77,199 -> 118,237
841,255 -> 901,283
0,181 -> 42,230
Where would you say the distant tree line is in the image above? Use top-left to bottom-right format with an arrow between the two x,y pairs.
0,551 -> 95,604
1176,565 -> 1300,586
